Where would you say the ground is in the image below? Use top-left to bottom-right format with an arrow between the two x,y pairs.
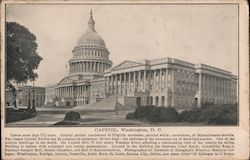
6,106 -> 206,127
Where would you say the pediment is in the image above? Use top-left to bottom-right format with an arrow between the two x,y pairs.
58,77 -> 73,85
112,61 -> 143,71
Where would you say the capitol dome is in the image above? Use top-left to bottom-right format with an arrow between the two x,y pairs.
69,10 -> 112,78
75,10 -> 106,48
76,31 -> 106,47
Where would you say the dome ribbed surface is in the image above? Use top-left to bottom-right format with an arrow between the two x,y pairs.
76,31 -> 106,47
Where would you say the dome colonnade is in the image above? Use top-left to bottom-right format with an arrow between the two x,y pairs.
69,10 -> 112,76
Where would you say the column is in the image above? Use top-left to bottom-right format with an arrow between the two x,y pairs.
118,74 -> 120,94
159,69 -> 162,92
76,86 -> 78,98
58,88 -> 60,98
89,62 -> 91,72
114,75 -> 117,94
171,70 -> 175,107
66,87 -> 68,97
112,75 -> 114,94
128,72 -> 131,92
69,86 -> 70,97
115,74 -> 118,94
133,71 -> 136,91
138,71 -> 141,91
90,62 -> 93,72
93,62 -> 96,72
68,86 -> 70,97
62,87 -> 64,97
78,86 -> 80,98
165,69 -> 169,107
59,87 -> 62,98
120,74 -> 122,94
106,77 -> 109,94
153,70 -> 156,92
124,73 -> 127,95
143,70 -> 146,91
83,62 -> 85,71
63,87 -> 65,97
67,86 -> 69,97
79,86 -> 82,98
198,73 -> 202,106
82,85 -> 84,98
60,88 -> 62,98
63,87 -> 64,97
97,62 -> 99,72
84,85 -> 86,105
65,87 -> 67,97
71,86 -> 73,98
83,85 -> 85,98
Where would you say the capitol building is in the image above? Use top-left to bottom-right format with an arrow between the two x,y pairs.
45,11 -> 238,110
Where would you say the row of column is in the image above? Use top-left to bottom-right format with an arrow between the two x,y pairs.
106,69 -> 170,95
70,61 -> 110,73
56,85 -> 89,99
73,49 -> 108,59
199,73 -> 237,97
197,73 -> 237,106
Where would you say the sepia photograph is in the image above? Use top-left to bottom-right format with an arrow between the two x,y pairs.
2,1 -> 249,160
5,3 -> 239,127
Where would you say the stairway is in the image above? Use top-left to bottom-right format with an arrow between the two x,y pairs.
72,96 -> 120,112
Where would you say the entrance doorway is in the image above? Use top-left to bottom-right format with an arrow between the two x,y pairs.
66,101 -> 70,106
155,96 -> 159,106
136,97 -> 141,107
194,98 -> 198,107
161,96 -> 165,106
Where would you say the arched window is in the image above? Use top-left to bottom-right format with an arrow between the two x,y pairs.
155,96 -> 159,106
161,96 -> 165,106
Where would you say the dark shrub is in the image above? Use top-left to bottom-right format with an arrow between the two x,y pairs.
133,105 -> 154,120
64,111 -> 81,121
179,107 -> 202,122
155,107 -> 179,122
200,104 -> 237,125
201,102 -> 215,108
126,113 -> 137,120
126,106 -> 179,122
126,104 -> 237,125
178,104 -> 237,125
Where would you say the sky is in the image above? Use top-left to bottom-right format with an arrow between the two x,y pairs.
6,4 -> 238,86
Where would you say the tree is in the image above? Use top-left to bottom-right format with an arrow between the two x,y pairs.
6,22 -> 42,86
6,22 -> 42,108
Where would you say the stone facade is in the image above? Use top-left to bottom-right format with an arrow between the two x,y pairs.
6,85 -> 45,108
45,11 -> 238,109
104,58 -> 237,109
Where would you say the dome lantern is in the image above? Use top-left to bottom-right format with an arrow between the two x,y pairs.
87,9 -> 96,33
